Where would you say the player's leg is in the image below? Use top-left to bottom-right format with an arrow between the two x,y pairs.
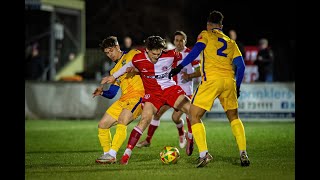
164,86 -> 194,153
185,95 -> 193,134
96,102 -> 119,164
136,105 -> 170,148
220,79 -> 250,166
106,98 -> 143,163
184,113 -> 194,155
171,110 -> 187,148
184,95 -> 194,155
171,108 -> 194,155
225,109 -> 249,166
187,80 -> 219,167
189,104 -> 213,167
120,102 -> 158,165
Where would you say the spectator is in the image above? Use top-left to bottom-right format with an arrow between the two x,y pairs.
165,35 -> 175,50
229,29 -> 246,59
25,42 -> 45,80
254,38 -> 274,82
122,36 -> 133,52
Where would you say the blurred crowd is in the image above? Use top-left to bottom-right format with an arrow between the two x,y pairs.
25,31 -> 276,83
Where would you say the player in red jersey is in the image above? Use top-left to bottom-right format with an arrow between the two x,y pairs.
101,35 -> 204,165
135,31 -> 201,156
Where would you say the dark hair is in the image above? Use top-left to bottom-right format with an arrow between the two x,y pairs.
207,10 -> 224,25
144,35 -> 166,50
99,36 -> 119,51
174,30 -> 187,43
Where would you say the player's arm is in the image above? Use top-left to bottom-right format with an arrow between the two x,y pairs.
100,61 -> 135,84
101,84 -> 119,99
92,84 -> 119,99
169,42 -> 206,78
233,56 -> 245,98
181,66 -> 201,81
233,56 -> 245,87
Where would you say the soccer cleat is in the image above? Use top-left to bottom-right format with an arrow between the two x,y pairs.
120,153 -> 130,165
196,152 -> 213,168
179,132 -> 187,148
95,153 -> 116,164
185,132 -> 194,156
136,140 -> 151,148
240,152 -> 250,167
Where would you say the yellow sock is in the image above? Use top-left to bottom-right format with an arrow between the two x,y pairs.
98,128 -> 112,152
111,124 -> 127,152
191,123 -> 207,153
230,119 -> 246,151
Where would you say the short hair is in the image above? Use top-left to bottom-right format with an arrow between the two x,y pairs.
174,30 -> 187,43
207,10 -> 224,25
99,36 -> 119,51
144,35 -> 166,50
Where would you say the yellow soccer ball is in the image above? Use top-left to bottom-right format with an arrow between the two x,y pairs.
159,146 -> 180,164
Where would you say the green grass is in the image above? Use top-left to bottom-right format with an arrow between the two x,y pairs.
25,120 -> 295,180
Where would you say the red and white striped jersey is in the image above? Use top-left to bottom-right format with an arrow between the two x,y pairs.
172,47 -> 200,95
131,49 -> 182,96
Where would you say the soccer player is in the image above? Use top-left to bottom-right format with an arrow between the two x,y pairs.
93,36 -> 144,164
136,31 -> 201,156
101,35 -> 203,165
169,10 -> 250,167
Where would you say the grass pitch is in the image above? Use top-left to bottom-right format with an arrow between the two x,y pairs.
25,119 -> 295,180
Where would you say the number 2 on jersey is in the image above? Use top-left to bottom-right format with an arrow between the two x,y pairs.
217,37 -> 227,57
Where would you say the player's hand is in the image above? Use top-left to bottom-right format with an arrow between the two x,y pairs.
92,86 -> 103,98
126,67 -> 135,73
169,64 -> 183,79
101,76 -> 116,85
181,71 -> 190,81
236,86 -> 240,98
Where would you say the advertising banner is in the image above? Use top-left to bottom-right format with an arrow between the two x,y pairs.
206,83 -> 295,119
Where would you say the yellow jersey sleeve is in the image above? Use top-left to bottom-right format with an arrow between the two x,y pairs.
232,43 -> 242,59
110,49 -> 144,100
197,30 -> 209,45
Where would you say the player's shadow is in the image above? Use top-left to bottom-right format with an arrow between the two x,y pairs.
214,155 -> 240,166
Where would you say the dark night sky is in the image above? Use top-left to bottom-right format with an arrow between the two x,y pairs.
85,0 -> 295,81
85,0 -> 295,47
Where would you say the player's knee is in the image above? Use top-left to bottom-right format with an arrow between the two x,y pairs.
226,109 -> 239,121
98,120 -> 108,128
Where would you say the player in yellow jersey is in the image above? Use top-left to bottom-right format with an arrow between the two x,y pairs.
92,36 -> 144,164
169,11 -> 250,167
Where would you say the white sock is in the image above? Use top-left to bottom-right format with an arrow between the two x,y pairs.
176,119 -> 184,128
240,150 -> 247,156
124,148 -> 132,156
150,119 -> 160,126
104,152 -> 109,155
200,150 -> 208,158
109,149 -> 117,157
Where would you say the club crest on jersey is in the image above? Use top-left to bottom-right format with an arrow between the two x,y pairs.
122,60 -> 126,66
144,94 -> 150,99
197,35 -> 202,40
162,66 -> 168,71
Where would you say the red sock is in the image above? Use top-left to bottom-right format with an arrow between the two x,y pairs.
186,116 -> 192,133
146,124 -> 158,143
127,127 -> 142,150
